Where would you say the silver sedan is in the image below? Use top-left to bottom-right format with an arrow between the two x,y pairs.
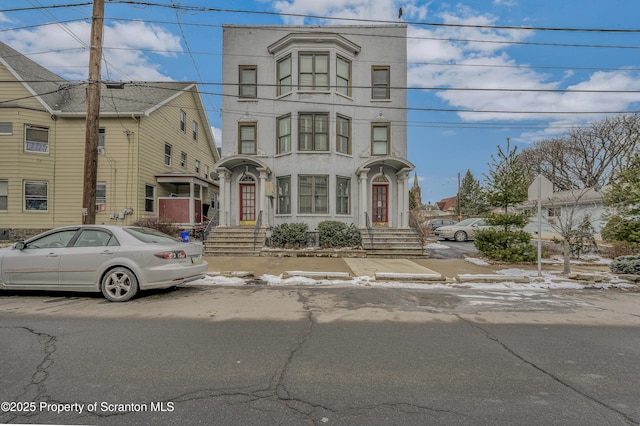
433,218 -> 491,242
0,225 -> 208,302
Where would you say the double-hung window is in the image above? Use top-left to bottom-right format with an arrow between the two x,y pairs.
192,121 -> 198,141
298,113 -> 328,151
372,123 -> 390,155
164,143 -> 172,166
195,160 -> 200,174
25,125 -> 49,153
181,151 -> 187,168
277,55 -> 292,96
277,115 -> 291,154
336,56 -> 351,97
24,180 -> 48,211
299,175 -> 328,214
276,176 -> 291,215
336,177 -> 350,215
239,123 -> 257,154
180,110 -> 186,132
98,128 -> 105,154
299,53 -> 329,91
0,180 -> 7,211
372,66 -> 390,99
336,115 -> 351,154
96,182 -> 106,213
145,184 -> 155,212
239,65 -> 257,99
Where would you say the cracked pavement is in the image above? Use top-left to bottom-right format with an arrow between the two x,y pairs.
1,285 -> 639,425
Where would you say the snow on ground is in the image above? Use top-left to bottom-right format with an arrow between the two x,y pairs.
187,268 -> 636,291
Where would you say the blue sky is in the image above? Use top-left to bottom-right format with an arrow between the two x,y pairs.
2,0 -> 640,204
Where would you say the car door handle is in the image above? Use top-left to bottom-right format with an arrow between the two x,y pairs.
101,250 -> 115,255
47,253 -> 59,257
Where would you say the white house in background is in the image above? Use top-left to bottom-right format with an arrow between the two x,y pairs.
517,186 -> 609,240
216,24 -> 413,230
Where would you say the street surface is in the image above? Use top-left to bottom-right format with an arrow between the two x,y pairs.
1,284 -> 639,425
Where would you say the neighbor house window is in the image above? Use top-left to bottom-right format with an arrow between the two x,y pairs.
277,114 -> 291,154
204,165 -> 209,179
238,123 -> 257,154
371,123 -> 390,155
336,56 -> 351,97
24,180 -> 48,211
96,182 -> 106,213
181,151 -> 187,168
0,123 -> 12,135
277,55 -> 292,96
24,125 -> 49,153
336,177 -> 350,215
192,121 -> 198,141
180,110 -> 186,132
164,143 -> 172,166
239,65 -> 257,99
195,160 -> 200,174
145,184 -> 154,212
549,207 -> 562,217
98,128 -> 105,154
277,176 -> 291,215
299,175 -> 328,214
298,113 -> 328,151
336,115 -> 351,154
299,53 -> 329,91
0,180 -> 7,210
372,66 -> 390,99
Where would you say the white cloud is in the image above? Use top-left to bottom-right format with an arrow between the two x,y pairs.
271,0 -> 426,24
211,126 -> 222,147
1,20 -> 182,81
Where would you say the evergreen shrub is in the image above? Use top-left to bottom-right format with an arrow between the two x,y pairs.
269,223 -> 308,248
318,221 -> 361,248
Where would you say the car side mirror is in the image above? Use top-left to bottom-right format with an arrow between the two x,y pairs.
13,242 -> 25,250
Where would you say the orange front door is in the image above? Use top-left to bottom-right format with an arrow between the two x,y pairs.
372,184 -> 388,224
240,183 -> 256,225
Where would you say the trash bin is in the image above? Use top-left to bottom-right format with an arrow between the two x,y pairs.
180,231 -> 190,242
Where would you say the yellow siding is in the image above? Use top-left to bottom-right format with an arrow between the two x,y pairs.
0,66 -> 47,109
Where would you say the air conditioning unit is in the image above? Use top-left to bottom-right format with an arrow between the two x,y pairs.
97,147 -> 105,155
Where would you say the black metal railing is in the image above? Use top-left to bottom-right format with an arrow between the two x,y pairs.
253,210 -> 263,251
200,209 -> 219,241
364,211 -> 374,248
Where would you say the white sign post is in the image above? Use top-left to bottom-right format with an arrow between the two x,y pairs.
529,174 -> 553,277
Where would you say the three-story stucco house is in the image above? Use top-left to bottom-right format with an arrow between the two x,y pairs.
216,24 -> 414,234
0,41 -> 219,240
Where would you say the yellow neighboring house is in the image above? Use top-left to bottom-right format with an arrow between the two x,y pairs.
0,41 -> 219,240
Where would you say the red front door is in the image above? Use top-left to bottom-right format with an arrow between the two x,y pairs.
372,184 -> 388,224
240,183 -> 256,225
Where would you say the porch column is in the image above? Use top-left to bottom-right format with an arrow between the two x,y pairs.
396,170 -> 410,228
258,168 -> 269,227
189,181 -> 195,227
358,170 -> 369,228
217,168 -> 230,227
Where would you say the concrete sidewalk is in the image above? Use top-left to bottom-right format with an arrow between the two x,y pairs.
203,255 -> 612,282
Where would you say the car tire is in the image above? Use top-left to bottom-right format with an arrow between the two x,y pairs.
454,231 -> 468,242
101,267 -> 138,302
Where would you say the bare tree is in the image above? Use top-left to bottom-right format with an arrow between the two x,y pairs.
521,114 -> 640,191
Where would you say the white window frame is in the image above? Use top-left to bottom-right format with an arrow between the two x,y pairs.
192,121 -> 198,141
180,110 -> 187,132
145,184 -> 155,212
0,179 -> 7,211
0,122 -> 12,135
164,143 -> 172,166
23,180 -> 48,212
24,124 -> 49,154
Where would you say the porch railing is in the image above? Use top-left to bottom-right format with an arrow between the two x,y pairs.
253,210 -> 263,250
364,212 -> 374,248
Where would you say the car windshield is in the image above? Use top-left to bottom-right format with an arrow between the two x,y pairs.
456,219 -> 477,226
124,227 -> 180,244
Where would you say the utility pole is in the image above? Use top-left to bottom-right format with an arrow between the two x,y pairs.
82,0 -> 104,224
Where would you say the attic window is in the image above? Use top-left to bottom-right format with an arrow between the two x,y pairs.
0,123 -> 12,135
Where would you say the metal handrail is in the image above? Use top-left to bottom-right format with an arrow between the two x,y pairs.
364,212 -> 374,248
409,210 -> 426,256
253,210 -> 263,250
200,209 -> 219,241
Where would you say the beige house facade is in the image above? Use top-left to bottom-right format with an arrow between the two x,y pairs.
0,41 -> 219,240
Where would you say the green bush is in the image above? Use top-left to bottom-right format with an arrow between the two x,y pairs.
318,221 -> 362,248
269,223 -> 308,248
474,228 -> 536,262
610,255 -> 640,275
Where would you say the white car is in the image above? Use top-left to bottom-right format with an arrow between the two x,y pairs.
0,225 -> 207,302
433,218 -> 491,242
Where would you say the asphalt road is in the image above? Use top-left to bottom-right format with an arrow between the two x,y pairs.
427,239 -> 480,259
1,285 -> 639,425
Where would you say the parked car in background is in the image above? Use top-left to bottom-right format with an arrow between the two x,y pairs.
428,219 -> 458,232
434,218 -> 491,242
0,225 -> 207,302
